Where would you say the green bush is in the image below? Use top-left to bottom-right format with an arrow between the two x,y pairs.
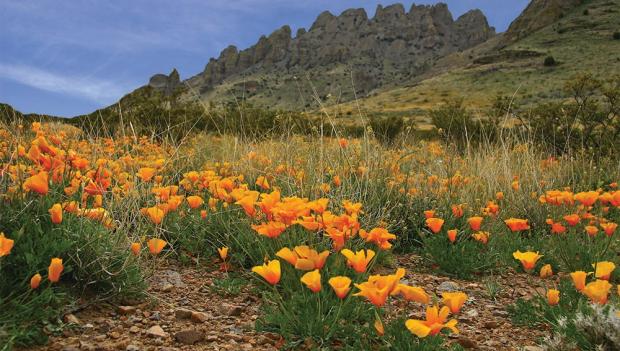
613,31 -> 620,40
369,116 -> 405,145
430,99 -> 487,148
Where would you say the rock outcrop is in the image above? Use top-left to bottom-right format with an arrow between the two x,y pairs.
148,69 -> 181,96
183,2 -> 495,98
504,0 -> 583,42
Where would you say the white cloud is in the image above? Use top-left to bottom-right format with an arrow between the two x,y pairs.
0,63 -> 127,103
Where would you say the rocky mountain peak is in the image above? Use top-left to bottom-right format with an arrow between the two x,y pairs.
176,2 -> 496,107
148,69 -> 181,96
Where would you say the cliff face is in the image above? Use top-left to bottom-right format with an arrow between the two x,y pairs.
175,3 -> 494,101
504,0 -> 583,42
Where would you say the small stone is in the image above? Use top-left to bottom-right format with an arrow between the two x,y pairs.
129,326 -> 140,334
437,281 -> 460,292
78,341 -> 95,351
206,334 -> 218,342
63,313 -> 81,325
190,311 -> 208,323
161,283 -> 174,292
457,337 -> 478,349
118,306 -> 137,315
175,329 -> 205,345
219,304 -> 243,317
109,331 -> 121,339
150,312 -> 161,321
61,347 -> 79,351
175,308 -> 193,320
126,346 -> 140,351
146,325 -> 168,338
484,321 -> 499,329
224,333 -> 244,342
523,347 -> 544,351
256,335 -> 272,345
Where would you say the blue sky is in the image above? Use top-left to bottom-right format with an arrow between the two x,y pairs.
0,0 -> 529,117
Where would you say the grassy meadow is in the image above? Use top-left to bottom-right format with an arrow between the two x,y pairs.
0,113 -> 619,350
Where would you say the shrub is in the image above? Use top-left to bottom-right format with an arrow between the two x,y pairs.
369,115 -> 405,145
614,31 -> 620,40
430,98 -> 484,148
508,279 -> 620,350
544,56 -> 557,67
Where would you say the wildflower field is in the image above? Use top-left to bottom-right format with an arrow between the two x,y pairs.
0,121 -> 619,351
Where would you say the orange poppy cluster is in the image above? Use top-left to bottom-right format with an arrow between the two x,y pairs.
1,123 -> 618,344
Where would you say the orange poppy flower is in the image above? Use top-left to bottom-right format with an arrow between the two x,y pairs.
353,268 -> 405,307
23,171 -> 49,195
30,273 -> 42,289
583,279 -> 612,304
300,269 -> 322,293
0,233 -> 15,257
359,227 -> 396,250
451,204 -> 464,218
547,289 -> 560,305
186,195 -> 204,209
442,292 -> 468,314
546,219 -> 566,234
48,258 -> 64,283
136,167 -> 156,182
147,238 -> 167,255
593,261 -> 615,280
49,203 -> 63,224
276,246 -> 329,270
391,284 -> 430,304
540,264 -> 553,278
130,242 -> 141,256
328,276 -> 352,299
425,218 -> 444,234
570,271 -> 588,291
144,206 -> 165,225
447,229 -> 457,243
585,225 -> 598,237
504,218 -> 530,232
574,191 -> 599,207
325,227 -> 347,251
424,210 -> 436,219
235,195 -> 257,217
472,231 -> 489,244
405,305 -> 459,338
467,216 -> 483,231
341,249 -> 375,273
252,221 -> 287,238
218,247 -> 228,261
563,214 -> 580,226
332,175 -> 342,187
252,259 -> 281,285
600,222 -> 617,237
255,176 -> 270,190
512,250 -> 542,271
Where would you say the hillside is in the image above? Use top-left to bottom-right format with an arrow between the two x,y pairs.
327,0 -> 620,128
